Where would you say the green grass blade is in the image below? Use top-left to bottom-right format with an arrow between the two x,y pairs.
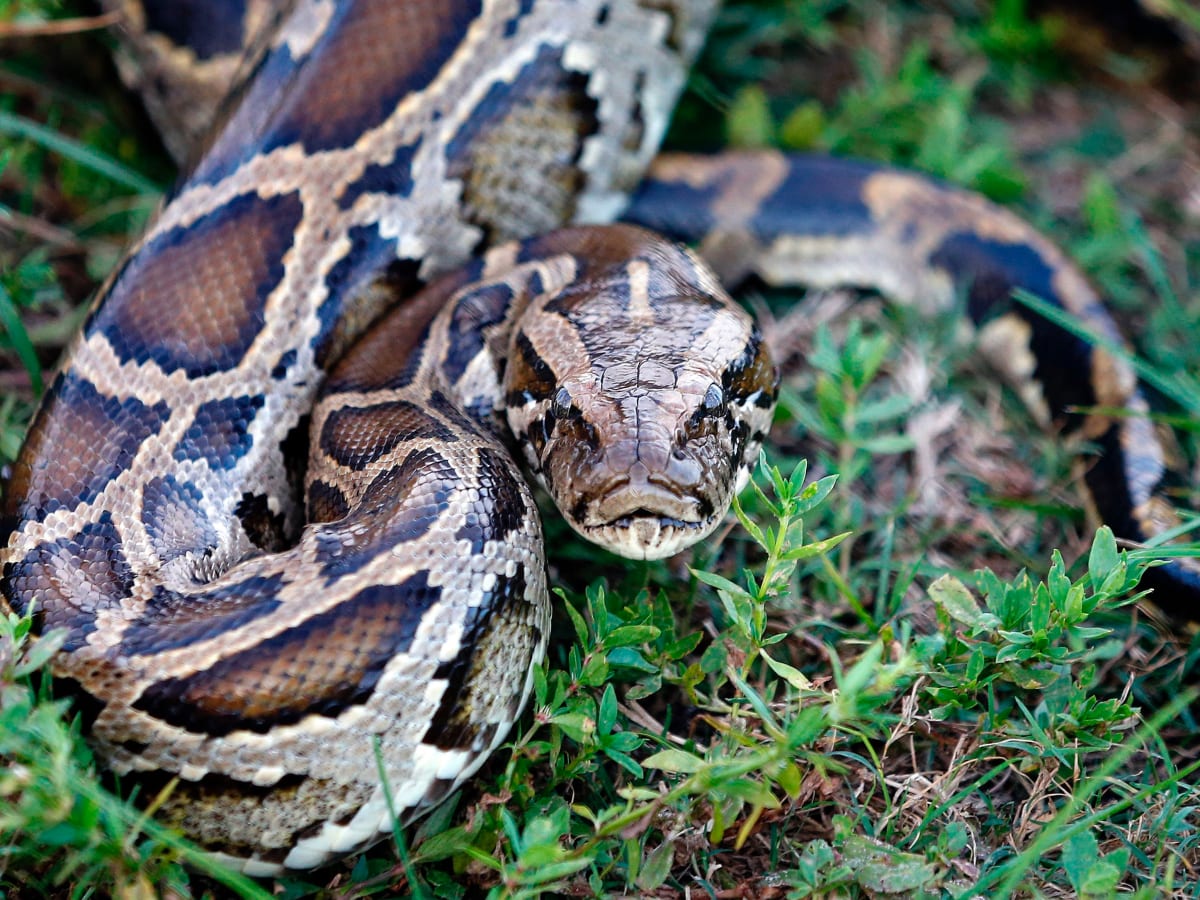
0,282 -> 43,396
1014,289 -> 1200,414
0,110 -> 161,195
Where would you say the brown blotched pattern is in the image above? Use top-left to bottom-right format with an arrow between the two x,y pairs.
9,0 -> 1180,882
1,0 -> 721,875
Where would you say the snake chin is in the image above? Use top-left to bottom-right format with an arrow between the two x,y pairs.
576,512 -> 722,560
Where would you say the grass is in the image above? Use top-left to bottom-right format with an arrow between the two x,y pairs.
3,0 -> 1200,896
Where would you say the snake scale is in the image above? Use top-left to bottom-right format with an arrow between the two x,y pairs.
1,0 -> 1195,877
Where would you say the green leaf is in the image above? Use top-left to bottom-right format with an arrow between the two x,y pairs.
0,284 -> 43,396
787,457 -> 809,492
761,649 -> 813,690
1082,171 -> 1121,235
642,748 -> 704,774
1061,829 -> 1100,894
413,824 -> 475,863
603,625 -> 660,649
793,474 -> 839,515
854,391 -> 916,425
835,642 -> 884,700
856,858 -> 938,893
597,684 -> 617,735
579,651 -> 610,687
561,591 -> 590,647
691,568 -> 753,602
728,669 -> 782,733
1087,526 -> 1120,593
606,647 -> 657,672
928,574 -> 986,627
717,777 -> 780,807
551,712 -> 593,743
636,840 -> 674,890
856,434 -> 915,455
779,101 -> 826,149
587,584 -> 611,637
725,85 -> 774,147
12,628 -> 65,677
780,530 -> 851,562
0,110 -> 161,194
776,761 -> 802,800
603,749 -> 644,777
664,631 -> 703,660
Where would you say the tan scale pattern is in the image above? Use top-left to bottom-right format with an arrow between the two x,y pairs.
1,0 -> 725,876
9,0 -> 1193,881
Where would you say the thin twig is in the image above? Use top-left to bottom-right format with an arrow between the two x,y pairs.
0,208 -> 82,250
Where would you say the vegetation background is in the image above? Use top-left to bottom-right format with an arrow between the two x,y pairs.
2,0 -> 1200,896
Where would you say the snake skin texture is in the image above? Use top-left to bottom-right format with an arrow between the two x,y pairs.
1,0 -> 1195,878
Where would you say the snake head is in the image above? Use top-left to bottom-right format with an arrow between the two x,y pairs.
504,246 -> 778,560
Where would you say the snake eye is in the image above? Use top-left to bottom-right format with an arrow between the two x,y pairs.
550,386 -> 576,421
700,384 -> 724,417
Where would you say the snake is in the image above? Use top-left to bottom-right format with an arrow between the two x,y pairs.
1,0 -> 1194,878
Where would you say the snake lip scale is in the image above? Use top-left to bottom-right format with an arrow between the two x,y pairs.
1,0 -> 1194,878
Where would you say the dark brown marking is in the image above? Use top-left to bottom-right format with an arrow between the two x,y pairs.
453,447 -> 529,553
623,155 -> 879,273
235,492 -> 289,551
928,231 -> 1096,426
443,282 -> 514,383
621,171 -> 721,241
142,0 -> 247,59
2,374 -> 168,527
262,0 -> 483,154
173,394 -> 265,470
506,331 -> 557,407
92,191 -> 301,378
191,0 -> 483,181
307,480 -> 351,524
314,447 -> 455,579
313,226 -> 424,367
1,514 -> 131,649
428,389 -> 488,436
722,331 -> 776,406
320,400 -> 456,471
323,260 -> 482,393
748,155 -> 877,243
422,564 -> 529,751
338,137 -> 423,210
189,40 -> 299,185
121,575 -> 286,657
131,571 -> 443,736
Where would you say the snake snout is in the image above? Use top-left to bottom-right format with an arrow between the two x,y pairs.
558,451 -> 730,559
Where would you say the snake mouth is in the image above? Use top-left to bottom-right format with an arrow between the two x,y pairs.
572,485 -> 721,560
608,511 -> 706,530
587,482 -> 704,529
578,513 -> 720,560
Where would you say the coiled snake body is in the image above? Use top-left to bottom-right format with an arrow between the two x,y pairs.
1,0 -> 1193,876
